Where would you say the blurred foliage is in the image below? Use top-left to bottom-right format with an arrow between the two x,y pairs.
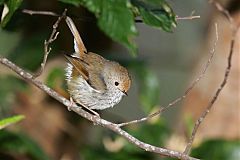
0,28 -> 21,56
0,115 -> 24,129
46,67 -> 68,96
191,139 -> 240,160
83,146 -> 153,160
59,0 -> 176,55
129,61 -> 160,113
0,130 -> 49,160
7,33 -> 48,71
46,67 -> 65,89
0,76 -> 27,112
184,114 -> 194,138
126,119 -> 170,148
83,120 -> 169,160
0,0 -> 22,27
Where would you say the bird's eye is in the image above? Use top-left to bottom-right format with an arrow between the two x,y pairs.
115,82 -> 119,86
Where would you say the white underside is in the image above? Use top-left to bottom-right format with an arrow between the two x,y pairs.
65,64 -> 124,110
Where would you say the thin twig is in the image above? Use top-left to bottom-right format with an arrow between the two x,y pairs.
135,14 -> 200,23
23,9 -> 97,23
176,11 -> 200,20
184,28 -> 239,155
0,57 -> 199,160
183,1 -> 239,154
136,10 -> 200,23
117,24 -> 219,127
24,9 -> 67,78
22,9 -> 59,17
176,15 -> 200,20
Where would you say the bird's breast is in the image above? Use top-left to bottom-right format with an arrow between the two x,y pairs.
65,63 -> 124,110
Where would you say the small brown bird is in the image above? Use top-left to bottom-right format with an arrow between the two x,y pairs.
65,17 -> 131,112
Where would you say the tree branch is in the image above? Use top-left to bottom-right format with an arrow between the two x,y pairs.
117,23 -> 219,127
184,28 -> 239,155
30,9 -> 66,78
118,0 -> 239,155
183,1 -> 240,153
21,8 -> 200,160
22,9 -> 203,129
0,57 -> 198,160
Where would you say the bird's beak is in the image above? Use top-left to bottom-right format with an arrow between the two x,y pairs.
122,91 -> 128,96
118,88 -> 128,96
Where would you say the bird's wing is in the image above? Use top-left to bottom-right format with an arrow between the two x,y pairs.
87,72 -> 107,92
84,52 -> 107,91
65,54 -> 89,81
65,16 -> 87,58
65,54 -> 107,91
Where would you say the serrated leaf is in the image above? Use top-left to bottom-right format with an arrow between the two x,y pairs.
0,115 -> 25,130
131,0 -> 176,32
0,130 -> 49,160
1,0 -> 23,28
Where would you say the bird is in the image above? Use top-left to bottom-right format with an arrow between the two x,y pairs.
64,16 -> 131,114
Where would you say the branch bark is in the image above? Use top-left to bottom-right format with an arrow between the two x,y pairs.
0,57 -> 199,160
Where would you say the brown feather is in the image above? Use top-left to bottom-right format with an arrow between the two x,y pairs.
65,17 -> 108,91
83,53 -> 107,91
65,17 -> 87,58
65,55 -> 89,80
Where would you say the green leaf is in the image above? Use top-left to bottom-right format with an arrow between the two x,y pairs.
131,0 -> 176,32
0,130 -> 49,160
0,115 -> 25,130
1,0 -> 23,27
59,0 -> 138,56
191,139 -> 240,160
97,0 -> 137,55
